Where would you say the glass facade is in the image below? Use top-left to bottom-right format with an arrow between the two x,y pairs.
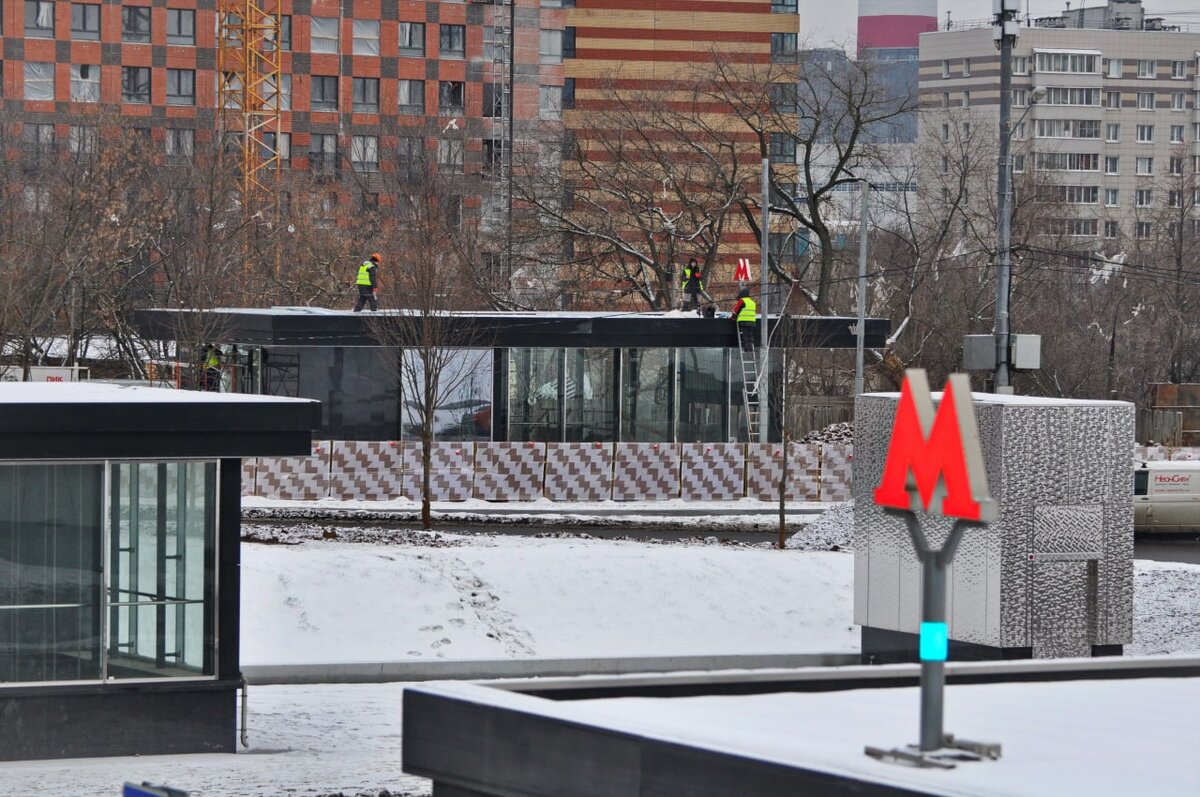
621,348 -> 672,442
508,347 -> 563,442
678,348 -> 729,442
0,461 -> 216,686
399,349 -> 492,442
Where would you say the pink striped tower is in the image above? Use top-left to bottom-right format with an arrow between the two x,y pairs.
857,0 -> 939,54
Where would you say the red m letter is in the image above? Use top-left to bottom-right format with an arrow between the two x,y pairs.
873,371 -> 995,522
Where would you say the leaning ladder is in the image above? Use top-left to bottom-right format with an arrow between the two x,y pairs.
736,329 -> 761,440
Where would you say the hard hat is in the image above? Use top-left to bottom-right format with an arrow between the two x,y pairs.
370,252 -> 381,263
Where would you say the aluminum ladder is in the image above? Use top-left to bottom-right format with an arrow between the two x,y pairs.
736,329 -> 760,440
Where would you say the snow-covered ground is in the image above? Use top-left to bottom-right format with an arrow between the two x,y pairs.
3,506 -> 1199,797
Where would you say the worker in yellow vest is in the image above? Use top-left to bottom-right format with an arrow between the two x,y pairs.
731,285 -> 757,352
353,253 -> 381,312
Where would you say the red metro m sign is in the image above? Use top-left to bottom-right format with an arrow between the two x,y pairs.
873,369 -> 996,522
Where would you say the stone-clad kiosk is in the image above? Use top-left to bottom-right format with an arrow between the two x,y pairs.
855,392 -> 1134,662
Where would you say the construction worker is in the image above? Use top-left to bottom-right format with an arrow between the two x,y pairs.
679,258 -> 711,311
731,285 -> 757,352
353,253 -> 381,312
202,344 -> 222,391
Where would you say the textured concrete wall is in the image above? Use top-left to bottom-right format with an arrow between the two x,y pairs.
854,393 -> 1135,656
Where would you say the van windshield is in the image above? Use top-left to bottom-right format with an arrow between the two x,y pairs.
1134,469 -> 1149,496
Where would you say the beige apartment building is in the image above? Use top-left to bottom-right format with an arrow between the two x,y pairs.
918,4 -> 1200,244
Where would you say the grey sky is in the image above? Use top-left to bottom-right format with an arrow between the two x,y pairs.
799,1 -> 1200,49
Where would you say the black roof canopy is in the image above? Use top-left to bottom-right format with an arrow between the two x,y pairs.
0,383 -> 321,460
134,307 -> 890,350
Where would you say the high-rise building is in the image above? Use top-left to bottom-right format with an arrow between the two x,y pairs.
857,0 -> 937,60
919,0 -> 1200,245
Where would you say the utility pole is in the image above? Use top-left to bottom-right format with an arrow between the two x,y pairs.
759,157 -> 770,443
993,0 -> 1020,394
854,180 -> 870,396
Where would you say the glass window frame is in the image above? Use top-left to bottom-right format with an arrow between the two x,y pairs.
352,76 -> 380,114
25,1 -> 55,38
440,23 -> 466,58
70,63 -> 101,103
311,16 -> 339,54
399,79 -> 425,115
71,3 -> 100,40
399,22 -> 426,58
311,75 -> 339,112
167,8 -> 195,46
166,68 -> 196,106
0,460 -> 220,688
122,6 -> 152,44
122,66 -> 152,104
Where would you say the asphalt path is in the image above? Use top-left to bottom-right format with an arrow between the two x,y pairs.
1135,536 -> 1200,564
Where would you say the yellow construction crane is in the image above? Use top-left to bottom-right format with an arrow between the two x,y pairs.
217,2 -> 282,221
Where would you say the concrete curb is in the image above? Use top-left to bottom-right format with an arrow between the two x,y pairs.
242,652 -> 860,685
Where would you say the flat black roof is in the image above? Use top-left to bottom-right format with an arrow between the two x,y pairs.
134,308 -> 890,350
0,383 -> 320,460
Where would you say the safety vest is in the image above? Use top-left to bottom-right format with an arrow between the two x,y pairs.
737,297 -> 757,323
356,261 -> 375,286
682,266 -> 703,290
206,348 -> 221,368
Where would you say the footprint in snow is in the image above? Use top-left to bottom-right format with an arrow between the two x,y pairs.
430,637 -> 452,649
448,618 -> 466,628
420,624 -> 443,632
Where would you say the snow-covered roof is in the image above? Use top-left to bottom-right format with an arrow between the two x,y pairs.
864,390 -> 1130,408
0,382 -> 316,406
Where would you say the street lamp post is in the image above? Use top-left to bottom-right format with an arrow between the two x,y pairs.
993,0 -> 1021,393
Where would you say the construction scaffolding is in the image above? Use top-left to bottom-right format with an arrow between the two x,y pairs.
217,2 -> 282,220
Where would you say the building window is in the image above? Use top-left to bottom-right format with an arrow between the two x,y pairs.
1169,189 -> 1182,207
768,132 -> 796,163
563,27 -> 576,58
1172,60 -> 1188,79
439,81 -> 465,116
962,58 -> 971,77
1104,91 -> 1121,109
1045,87 -> 1100,106
1136,156 -> 1153,175
1135,188 -> 1152,207
563,77 -> 576,110
1105,123 -> 1119,142
351,135 -> 379,172
770,82 -> 799,115
276,74 -> 291,111
311,75 -> 338,112
167,9 -> 195,46
941,59 -> 950,79
25,1 -> 54,38
398,136 -> 423,173
1106,58 -> 1122,78
1136,221 -> 1152,239
70,64 -> 100,102
353,19 -> 380,56
399,80 -> 425,115
1012,154 -> 1025,173
1104,188 -> 1119,206
280,15 -> 292,51
71,3 -> 100,40
1138,91 -> 1155,110
1104,156 -> 1119,175
1012,88 -> 1028,107
121,66 -> 151,103
942,92 -> 950,108
309,133 -> 337,174
166,127 -> 194,158
1136,124 -> 1154,143
68,125 -> 97,155
540,29 -> 563,64
1065,219 -> 1099,237
1138,59 -> 1156,78
539,84 -> 562,119
771,33 -> 797,62
399,22 -> 425,58
1036,52 -> 1099,73
941,122 -> 950,142
24,62 -> 55,101
771,0 -> 798,12
122,6 -> 151,44
962,91 -> 970,108
311,17 -> 339,53
1104,220 -> 1119,239
1170,156 -> 1184,175
440,24 -> 466,58
483,138 -> 504,180
166,69 -> 195,106
352,77 -> 379,114
438,138 -> 464,173
1171,125 -> 1185,143
1013,55 -> 1028,75
1172,92 -> 1186,111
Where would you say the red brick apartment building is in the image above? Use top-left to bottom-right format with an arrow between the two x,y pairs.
1,0 -> 796,301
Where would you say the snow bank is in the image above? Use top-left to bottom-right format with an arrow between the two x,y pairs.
785,500 -> 854,551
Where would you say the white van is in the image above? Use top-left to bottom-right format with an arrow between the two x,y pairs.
1134,461 -> 1200,534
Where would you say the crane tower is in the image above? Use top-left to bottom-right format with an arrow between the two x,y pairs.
217,2 -> 282,219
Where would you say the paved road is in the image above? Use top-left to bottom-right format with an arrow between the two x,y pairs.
1136,536 -> 1200,564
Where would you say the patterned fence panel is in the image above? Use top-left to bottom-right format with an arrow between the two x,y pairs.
612,443 -> 680,501
329,441 -> 407,501
474,442 -> 546,501
681,443 -> 745,500
745,443 -> 821,501
240,458 -> 256,496
407,442 -> 475,502
820,443 -> 854,502
1135,445 -> 1200,462
544,443 -> 613,501
255,441 -> 331,500
1170,448 -> 1199,461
